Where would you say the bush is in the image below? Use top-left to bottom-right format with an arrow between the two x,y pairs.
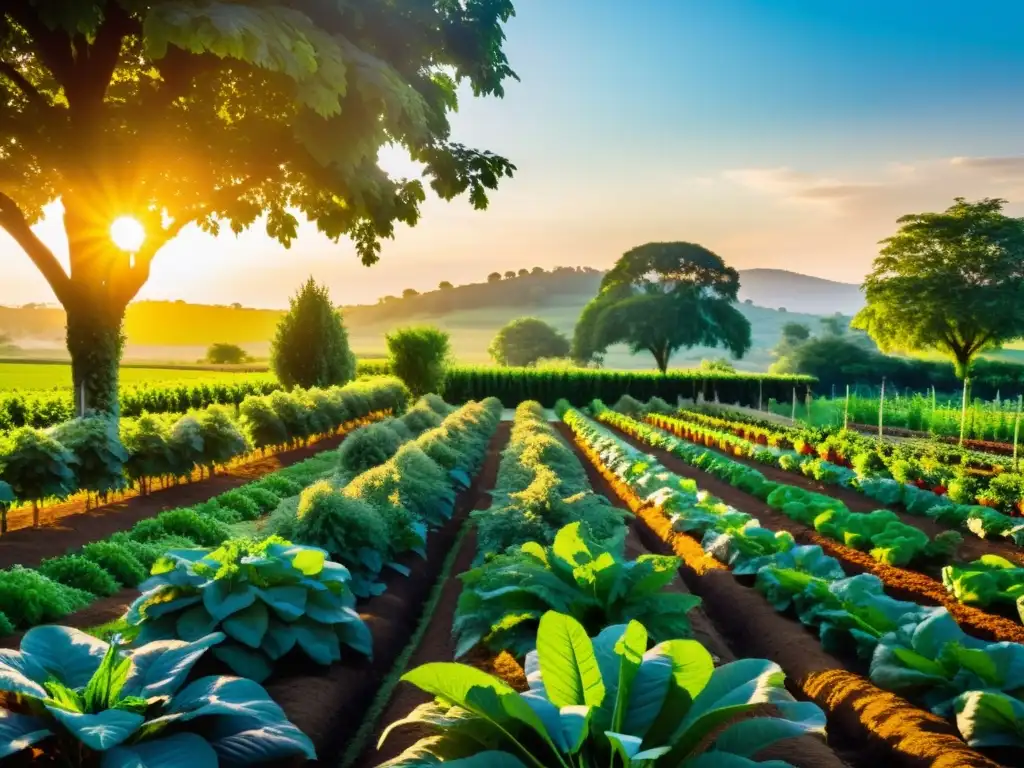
0,566 -> 92,628
206,342 -> 250,364
420,393 -> 454,417
239,395 -> 288,450
37,554 -> 120,597
0,427 -> 77,515
488,317 -> 570,367
611,394 -> 645,418
120,414 -> 172,489
129,508 -> 229,547
50,416 -> 128,499
337,420 -> 406,475
215,488 -> 263,520
234,485 -> 281,514
107,532 -> 198,571
401,401 -> 444,435
166,415 -> 204,478
254,474 -> 302,498
386,325 -> 451,396
271,277 -> 356,389
197,405 -> 248,469
79,540 -> 148,587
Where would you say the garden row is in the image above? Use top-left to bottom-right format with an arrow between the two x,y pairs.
562,404 -> 1021,762
0,376 -> 410,520
357,400 -> 838,768
0,393 -> 505,766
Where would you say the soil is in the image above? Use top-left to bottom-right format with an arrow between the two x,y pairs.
657,418 -> 1024,567
0,432 -> 351,571
267,421 -> 510,767
609,422 -> 1024,645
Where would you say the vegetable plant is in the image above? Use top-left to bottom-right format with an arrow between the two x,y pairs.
942,555 -> 1024,621
125,536 -> 370,682
380,611 -> 826,767
454,522 -> 700,658
0,426 -> 77,526
0,626 -> 315,765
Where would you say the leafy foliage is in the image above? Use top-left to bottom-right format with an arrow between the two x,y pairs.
206,343 -> 250,365
0,426 -> 76,506
455,522 -> 700,658
573,242 -> 752,373
381,611 -> 826,767
338,420 -> 407,475
386,326 -> 452,397
0,567 -> 92,629
0,626 -> 314,765
489,316 -> 571,366
37,555 -> 120,598
52,416 -> 128,498
126,537 -> 370,682
272,279 -> 356,390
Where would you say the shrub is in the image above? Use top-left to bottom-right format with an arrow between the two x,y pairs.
255,474 -> 303,498
197,405 -> 248,470
269,390 -> 311,441
611,393 -> 645,418
79,540 -> 149,587
420,393 -> 454,417
400,401 -> 444,435
290,480 -> 392,596
129,508 -> 229,547
166,414 -> 204,478
0,426 -> 77,523
337,420 -> 406,475
271,277 -> 356,389
127,537 -> 370,682
108,532 -> 198,571
215,488 -> 263,520
0,567 -> 92,628
385,325 -> 451,396
239,394 -> 289,450
120,414 -> 172,490
37,554 -> 120,597
646,395 -> 674,414
52,416 -> 128,499
234,485 -> 281,514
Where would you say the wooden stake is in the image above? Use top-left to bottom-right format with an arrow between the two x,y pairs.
1014,394 -> 1022,472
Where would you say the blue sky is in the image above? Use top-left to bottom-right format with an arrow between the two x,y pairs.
5,0 -> 1024,307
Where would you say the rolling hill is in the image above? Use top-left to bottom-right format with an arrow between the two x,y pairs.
0,268 -> 857,370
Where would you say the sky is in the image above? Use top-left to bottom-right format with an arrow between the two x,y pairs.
5,0 -> 1024,308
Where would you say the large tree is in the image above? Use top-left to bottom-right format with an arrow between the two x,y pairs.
488,316 -> 570,366
853,198 -> 1024,377
0,1 -> 516,415
572,242 -> 751,373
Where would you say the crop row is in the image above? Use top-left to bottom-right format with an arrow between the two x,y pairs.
0,394 -> 503,765
561,404 -> 1024,753
369,400 -> 835,768
0,376 -> 411,517
643,407 -> 1024,548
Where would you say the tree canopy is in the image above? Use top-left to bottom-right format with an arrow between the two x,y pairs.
488,317 -> 570,366
271,278 -> 355,390
853,198 -> 1024,378
572,242 -> 752,373
0,0 -> 517,414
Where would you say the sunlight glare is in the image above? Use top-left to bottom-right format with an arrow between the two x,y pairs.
110,216 -> 146,253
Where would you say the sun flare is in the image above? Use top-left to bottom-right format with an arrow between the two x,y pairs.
110,216 -> 146,253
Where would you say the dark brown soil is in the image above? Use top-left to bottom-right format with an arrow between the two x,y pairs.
672,426 -> 1024,567
564,421 -> 1002,768
0,432 -> 352,571
269,421 -> 510,767
609,422 -> 1024,645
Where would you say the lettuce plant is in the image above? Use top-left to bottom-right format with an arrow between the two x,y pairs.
454,522 -> 700,658
0,626 -> 314,766
125,536 -> 370,682
380,611 -> 826,767
942,555 -> 1024,621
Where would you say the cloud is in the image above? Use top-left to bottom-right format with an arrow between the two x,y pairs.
949,155 -> 1024,176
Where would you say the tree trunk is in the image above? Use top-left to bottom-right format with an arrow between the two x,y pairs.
65,285 -> 126,418
651,345 -> 670,374
959,376 -> 972,446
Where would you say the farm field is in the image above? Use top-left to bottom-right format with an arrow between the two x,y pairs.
0,360 -> 273,391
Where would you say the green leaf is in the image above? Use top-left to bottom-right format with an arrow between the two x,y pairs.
101,732 -> 219,767
45,707 -> 144,751
611,620 -> 647,733
535,612 -> 606,709
0,711 -> 52,760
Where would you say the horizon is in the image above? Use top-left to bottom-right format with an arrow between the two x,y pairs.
4,1 -> 1024,309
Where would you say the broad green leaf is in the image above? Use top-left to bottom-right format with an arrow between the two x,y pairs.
0,711 -> 52,760
535,612 -> 606,709
45,707 -> 144,751
101,732 -> 219,768
21,626 -> 109,689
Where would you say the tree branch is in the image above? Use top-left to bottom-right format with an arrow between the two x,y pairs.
0,191 -> 71,304
0,59 -> 46,108
5,4 -> 74,89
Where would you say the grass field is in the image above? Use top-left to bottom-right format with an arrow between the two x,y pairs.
0,362 -> 274,391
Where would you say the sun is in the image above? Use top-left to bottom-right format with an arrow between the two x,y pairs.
110,216 -> 146,253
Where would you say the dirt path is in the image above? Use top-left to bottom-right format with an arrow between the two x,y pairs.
656,419 -> 1024,566
561,421 -> 1004,768
609,422 -> 1024,645
0,432 -> 351,571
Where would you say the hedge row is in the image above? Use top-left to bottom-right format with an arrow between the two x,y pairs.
440,366 -> 815,409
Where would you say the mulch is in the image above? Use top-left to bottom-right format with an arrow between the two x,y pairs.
0,432 -> 350,571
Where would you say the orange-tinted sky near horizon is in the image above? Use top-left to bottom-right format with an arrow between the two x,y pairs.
4,0 -> 1024,309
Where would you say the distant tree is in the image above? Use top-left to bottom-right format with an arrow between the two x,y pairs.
380,295 -> 400,304
0,2 -> 516,418
820,314 -> 847,336
0,333 -> 18,354
518,268 -> 530,277
386,326 -> 451,396
271,278 -> 355,390
438,281 -> 454,290
781,323 -> 811,345
699,358 -> 735,373
778,307 -> 787,313
531,267 -> 545,275
744,298 -> 753,305
205,343 -> 250,365
504,270 -> 516,280
230,302 -> 243,310
487,272 -> 502,283
573,242 -> 752,373
853,197 -> 1024,442
488,317 -> 571,367
402,288 -> 420,299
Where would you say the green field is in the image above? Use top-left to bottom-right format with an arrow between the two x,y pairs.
0,362 -> 273,392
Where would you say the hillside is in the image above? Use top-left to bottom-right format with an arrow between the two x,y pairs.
736,269 -> 864,315
0,268 -> 841,371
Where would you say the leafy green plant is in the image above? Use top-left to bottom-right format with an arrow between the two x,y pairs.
38,554 -> 120,598
120,414 -> 173,493
272,278 -> 356,391
79,540 -> 149,588
400,400 -> 444,435
126,536 -> 370,682
129,508 -> 229,548
239,395 -> 290,451
0,567 -> 93,629
455,522 -> 700,658
52,416 -> 128,503
166,414 -> 205,479
0,426 -> 77,526
942,555 -> 1024,619
338,420 -> 406,475
0,626 -> 315,765
385,325 -> 451,397
381,611 -> 825,767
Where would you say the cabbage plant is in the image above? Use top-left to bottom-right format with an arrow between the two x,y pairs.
380,611 -> 826,767
0,626 -> 314,766
454,522 -> 700,658
125,537 -> 370,682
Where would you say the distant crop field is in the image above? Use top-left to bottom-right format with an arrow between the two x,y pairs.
0,361 -> 273,392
